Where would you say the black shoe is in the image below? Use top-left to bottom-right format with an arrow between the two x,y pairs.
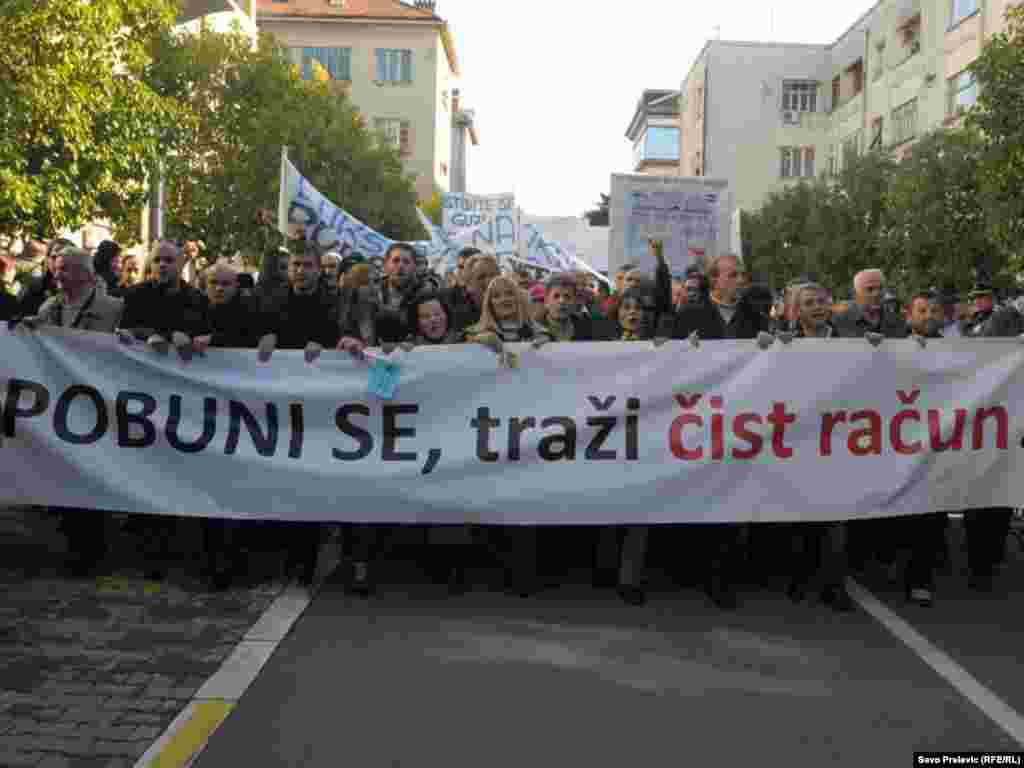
345,561 -> 373,596
65,556 -> 98,579
907,586 -> 933,607
146,567 -> 165,582
616,584 -> 646,606
786,577 -> 808,604
505,573 -> 541,598
822,585 -> 854,613
447,566 -> 468,596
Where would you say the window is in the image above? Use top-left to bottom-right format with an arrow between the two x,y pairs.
695,87 -> 704,120
780,147 -> 816,178
951,0 -> 979,27
782,81 -> 818,113
831,76 -> 841,109
827,145 -> 837,176
948,70 -> 978,115
633,126 -> 681,167
892,98 -> 919,144
375,118 -> 411,155
287,47 -> 351,81
440,163 -> 448,176
441,90 -> 448,111
376,49 -> 413,83
873,42 -> 885,81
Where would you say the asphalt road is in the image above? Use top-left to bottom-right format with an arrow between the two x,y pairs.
194,544 -> 1023,768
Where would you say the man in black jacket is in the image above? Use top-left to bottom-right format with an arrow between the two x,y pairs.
191,262 -> 267,590
260,242 -> 341,588
445,250 -> 497,334
666,252 -> 769,610
121,240 -> 211,343
831,269 -> 909,339
119,241 -> 212,580
0,289 -> 16,322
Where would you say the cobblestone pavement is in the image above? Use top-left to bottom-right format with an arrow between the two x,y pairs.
0,506 -> 292,768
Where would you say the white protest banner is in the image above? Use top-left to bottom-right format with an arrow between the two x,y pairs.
442,192 -> 519,260
277,157 -> 395,259
2,327 -> 1022,524
609,174 -> 731,276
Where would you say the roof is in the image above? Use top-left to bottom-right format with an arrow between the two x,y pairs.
257,0 -> 441,21
257,0 -> 460,75
625,89 -> 680,140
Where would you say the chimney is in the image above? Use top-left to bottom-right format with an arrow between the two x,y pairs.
452,88 -> 460,114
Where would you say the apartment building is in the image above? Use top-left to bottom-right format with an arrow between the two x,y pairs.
665,0 -> 1013,214
257,0 -> 466,201
625,90 -> 682,175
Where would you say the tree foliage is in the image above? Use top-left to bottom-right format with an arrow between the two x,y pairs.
584,194 -> 610,227
967,4 -> 1024,274
144,27 -> 424,263
745,130 -> 1002,297
0,0 -> 184,240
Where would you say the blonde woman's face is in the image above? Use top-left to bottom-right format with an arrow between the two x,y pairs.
490,283 -> 520,322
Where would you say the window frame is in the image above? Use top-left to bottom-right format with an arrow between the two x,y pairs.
781,80 -> 818,113
949,0 -> 980,29
947,69 -> 978,116
892,98 -> 919,145
375,48 -> 414,84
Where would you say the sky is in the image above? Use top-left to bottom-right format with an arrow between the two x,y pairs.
441,0 -> 879,218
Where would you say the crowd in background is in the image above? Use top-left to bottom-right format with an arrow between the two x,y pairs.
1,233 -> 1020,614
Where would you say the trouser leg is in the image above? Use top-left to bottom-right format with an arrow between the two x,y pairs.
593,526 -> 621,585
285,522 -> 321,585
503,526 -> 540,596
62,508 -> 106,573
618,526 -> 648,588
906,513 -> 946,591
965,507 -> 1012,584
788,523 -> 817,595
819,522 -> 848,589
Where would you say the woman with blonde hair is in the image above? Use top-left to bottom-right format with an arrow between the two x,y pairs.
464,274 -> 548,352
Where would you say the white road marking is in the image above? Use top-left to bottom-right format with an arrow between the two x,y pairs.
848,577 -> 1024,747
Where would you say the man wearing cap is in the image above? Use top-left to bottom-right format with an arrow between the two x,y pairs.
963,278 -> 1018,591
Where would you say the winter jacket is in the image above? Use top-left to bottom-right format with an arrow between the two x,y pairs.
121,281 -> 211,339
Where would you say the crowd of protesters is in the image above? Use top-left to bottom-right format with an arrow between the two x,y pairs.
1,233 -> 1020,613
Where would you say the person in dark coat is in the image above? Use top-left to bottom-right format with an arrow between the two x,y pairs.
785,283 -> 853,612
0,289 -> 16,322
537,273 -> 611,342
93,240 -> 123,297
259,242 -> 341,589
897,290 -> 949,606
119,240 -> 212,581
831,269 -> 909,339
445,251 -> 498,335
120,241 -> 211,342
190,262 -> 268,590
663,252 -> 769,609
965,280 -> 1017,592
17,238 -> 74,317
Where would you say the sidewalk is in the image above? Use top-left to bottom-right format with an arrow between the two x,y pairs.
0,506 -> 295,768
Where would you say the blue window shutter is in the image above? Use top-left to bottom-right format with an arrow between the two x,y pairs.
375,49 -> 386,81
389,50 -> 400,82
340,48 -> 351,80
326,48 -> 338,78
301,47 -> 313,80
401,50 -> 412,83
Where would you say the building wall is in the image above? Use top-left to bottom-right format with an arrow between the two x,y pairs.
682,0 -> 1013,216
259,19 -> 448,200
432,33 -> 452,196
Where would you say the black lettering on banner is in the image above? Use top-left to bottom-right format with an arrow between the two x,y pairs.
626,397 -> 640,460
165,395 -> 217,454
382,404 -> 418,462
538,417 -> 577,461
225,401 -> 278,457
2,379 -> 50,438
508,416 -> 536,461
116,392 -> 157,448
333,404 -> 372,461
471,407 -> 501,462
585,417 -> 616,460
289,403 -> 305,459
53,385 -> 108,445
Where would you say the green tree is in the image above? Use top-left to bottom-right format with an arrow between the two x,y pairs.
0,0 -> 184,240
966,4 -> 1024,276
882,129 -> 992,293
144,27 -> 424,264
